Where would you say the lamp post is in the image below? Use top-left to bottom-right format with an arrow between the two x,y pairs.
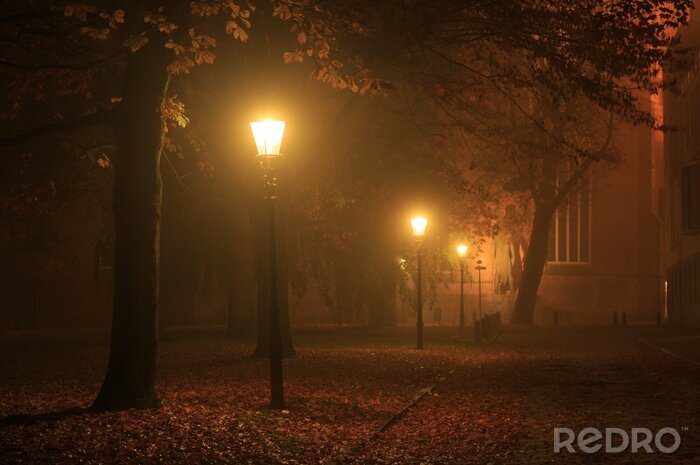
475,259 -> 486,344
456,244 -> 468,334
410,216 -> 428,350
250,119 -> 286,409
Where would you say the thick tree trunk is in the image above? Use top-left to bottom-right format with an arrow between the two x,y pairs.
510,204 -> 555,325
92,38 -> 170,410
253,195 -> 295,358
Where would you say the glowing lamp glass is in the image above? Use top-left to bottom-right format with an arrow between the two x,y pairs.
410,216 -> 428,237
250,119 -> 285,156
456,244 -> 468,258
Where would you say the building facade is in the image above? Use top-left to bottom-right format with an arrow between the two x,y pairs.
535,123 -> 664,325
386,126 -> 665,327
663,13 -> 700,327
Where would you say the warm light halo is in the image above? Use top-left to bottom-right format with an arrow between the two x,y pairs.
410,216 -> 428,237
456,244 -> 468,258
250,119 -> 285,156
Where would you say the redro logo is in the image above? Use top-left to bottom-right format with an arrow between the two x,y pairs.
553,427 -> 681,454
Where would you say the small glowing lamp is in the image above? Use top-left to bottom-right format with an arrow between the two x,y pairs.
456,244 -> 468,258
410,216 -> 428,237
250,119 -> 285,156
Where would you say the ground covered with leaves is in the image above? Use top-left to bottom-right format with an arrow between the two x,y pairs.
1,325 -> 699,464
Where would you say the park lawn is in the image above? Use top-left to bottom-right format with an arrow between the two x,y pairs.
0,326 -> 474,464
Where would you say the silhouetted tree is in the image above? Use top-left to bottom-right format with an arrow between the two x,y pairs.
363,0 -> 691,324
0,0 -> 379,409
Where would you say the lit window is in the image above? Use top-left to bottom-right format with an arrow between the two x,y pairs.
547,176 -> 591,263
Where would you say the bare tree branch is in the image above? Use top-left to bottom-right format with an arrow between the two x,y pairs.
0,10 -> 62,25
0,58 -> 110,71
0,109 -> 113,148
551,114 -> 615,207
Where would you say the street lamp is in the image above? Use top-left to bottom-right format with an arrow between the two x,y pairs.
398,257 -> 407,270
411,216 -> 428,349
251,119 -> 285,158
475,259 -> 486,344
250,118 -> 285,409
456,244 -> 468,334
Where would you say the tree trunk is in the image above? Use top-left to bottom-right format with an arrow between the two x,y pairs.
92,38 -> 170,410
510,204 -> 555,325
253,195 -> 295,358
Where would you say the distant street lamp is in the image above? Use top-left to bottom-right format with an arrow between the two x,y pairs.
398,257 -> 407,270
411,216 -> 428,350
250,119 -> 286,409
475,259 -> 486,344
456,244 -> 468,334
